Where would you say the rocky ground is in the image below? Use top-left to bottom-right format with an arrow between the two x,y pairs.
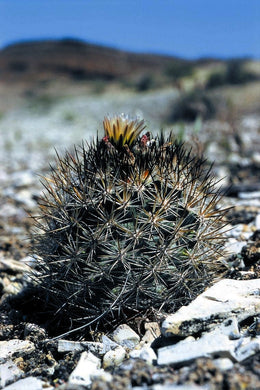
0,85 -> 260,389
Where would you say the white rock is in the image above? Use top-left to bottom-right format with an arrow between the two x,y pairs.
141,322 -> 161,346
131,346 -> 157,364
102,335 -> 119,353
111,324 -> 140,349
162,279 -> 260,337
10,170 -> 35,188
0,360 -> 23,388
3,376 -> 42,390
224,238 -> 247,255
91,370 -> 113,384
238,191 -> 260,200
0,340 -> 35,362
58,339 -> 103,355
103,346 -> 126,368
252,152 -> 260,166
157,332 -> 236,366
0,203 -> 26,219
69,351 -> 101,387
216,316 -> 240,340
0,257 -> 31,273
255,213 -> 260,230
234,336 -> 260,362
212,358 -> 234,371
12,189 -> 37,209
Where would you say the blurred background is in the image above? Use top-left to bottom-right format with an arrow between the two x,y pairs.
0,0 -> 259,186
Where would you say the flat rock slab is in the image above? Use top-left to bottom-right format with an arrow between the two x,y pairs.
0,340 -> 35,362
158,333 -> 260,366
3,376 -> 42,390
162,278 -> 260,337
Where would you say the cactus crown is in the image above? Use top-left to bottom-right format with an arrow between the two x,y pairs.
33,114 -> 228,337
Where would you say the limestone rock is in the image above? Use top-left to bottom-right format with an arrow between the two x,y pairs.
162,279 -> 260,337
58,339 -> 103,355
111,324 -> 140,349
0,340 -> 35,362
69,351 -> 101,387
2,376 -> 42,390
103,346 -> 126,368
157,332 -> 237,366
0,360 -> 23,388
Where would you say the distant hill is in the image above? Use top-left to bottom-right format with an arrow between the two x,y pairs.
0,38 -> 195,83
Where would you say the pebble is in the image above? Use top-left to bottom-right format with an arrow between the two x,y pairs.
0,203 -> 27,219
0,360 -> 23,388
255,213 -> 260,230
216,316 -> 240,340
0,339 -> 35,362
111,324 -> 140,349
101,335 -> 120,353
10,170 -> 36,188
2,376 -> 43,390
103,346 -> 126,368
141,322 -> 161,346
12,189 -> 37,209
212,358 -> 234,371
239,191 -> 260,200
234,336 -> 260,362
161,279 -> 260,337
225,238 -> 247,255
69,351 -> 102,387
0,257 -> 31,273
57,339 -> 104,355
130,345 -> 157,364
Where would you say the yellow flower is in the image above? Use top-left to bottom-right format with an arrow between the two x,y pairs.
103,114 -> 145,147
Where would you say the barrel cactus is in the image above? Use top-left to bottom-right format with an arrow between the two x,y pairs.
33,114 -> 228,334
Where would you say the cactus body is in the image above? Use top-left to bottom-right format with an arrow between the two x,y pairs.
33,115 -> 228,332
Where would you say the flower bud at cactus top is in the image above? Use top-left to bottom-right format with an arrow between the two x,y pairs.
33,114 -> 228,335
103,113 -> 146,147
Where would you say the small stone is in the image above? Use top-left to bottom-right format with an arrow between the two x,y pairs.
103,346 -> 126,368
0,257 -> 31,273
2,376 -> 42,390
111,324 -> 140,349
130,346 -> 157,364
0,203 -> 27,219
0,339 -> 35,362
102,335 -> 119,353
218,317 -> 240,340
234,336 -> 260,362
13,189 -> 37,209
141,322 -> 161,346
255,214 -> 260,230
3,280 -> 24,295
58,339 -> 104,355
225,239 -> 247,255
0,360 -> 23,388
213,358 -> 234,371
69,351 -> 101,387
11,170 -> 35,188
239,191 -> 260,200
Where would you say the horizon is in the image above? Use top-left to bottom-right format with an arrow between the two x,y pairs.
1,36 -> 257,62
0,0 -> 259,60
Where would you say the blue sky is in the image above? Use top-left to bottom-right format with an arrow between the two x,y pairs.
0,0 -> 259,59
